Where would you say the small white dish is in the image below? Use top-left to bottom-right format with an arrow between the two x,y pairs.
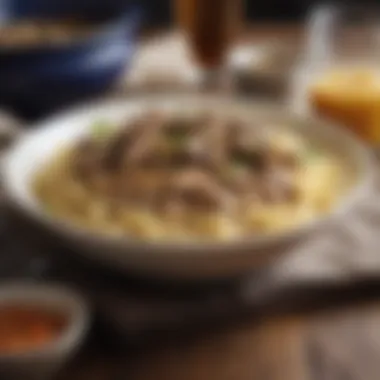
0,282 -> 90,380
229,42 -> 301,97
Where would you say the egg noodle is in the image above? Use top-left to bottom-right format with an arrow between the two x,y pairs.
33,114 -> 349,242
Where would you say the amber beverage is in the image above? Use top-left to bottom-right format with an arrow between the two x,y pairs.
175,0 -> 240,69
309,67 -> 380,143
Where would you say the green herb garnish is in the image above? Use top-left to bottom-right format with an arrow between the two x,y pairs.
303,147 -> 321,161
91,120 -> 113,142
168,128 -> 188,140
223,161 -> 246,181
165,128 -> 189,151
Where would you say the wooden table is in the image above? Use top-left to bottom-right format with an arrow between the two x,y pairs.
60,298 -> 380,380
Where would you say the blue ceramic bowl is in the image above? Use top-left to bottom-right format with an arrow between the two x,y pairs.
0,0 -> 142,119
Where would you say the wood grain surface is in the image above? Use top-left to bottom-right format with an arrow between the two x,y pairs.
60,301 -> 380,380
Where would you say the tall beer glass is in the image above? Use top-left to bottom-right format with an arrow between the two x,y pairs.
175,0 -> 241,91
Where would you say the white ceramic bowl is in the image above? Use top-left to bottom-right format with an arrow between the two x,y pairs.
230,42 -> 300,97
0,282 -> 90,380
2,95 -> 375,280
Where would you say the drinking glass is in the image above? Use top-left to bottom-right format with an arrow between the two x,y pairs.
292,3 -> 380,143
175,0 -> 241,93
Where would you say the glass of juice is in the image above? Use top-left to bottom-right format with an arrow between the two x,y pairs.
174,0 -> 241,92
309,67 -> 380,143
292,3 -> 380,144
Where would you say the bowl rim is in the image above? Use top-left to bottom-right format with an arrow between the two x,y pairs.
2,94 -> 376,256
0,4 -> 142,55
230,41 -> 301,78
0,282 -> 90,361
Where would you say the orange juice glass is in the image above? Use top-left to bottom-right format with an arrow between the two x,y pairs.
309,66 -> 380,143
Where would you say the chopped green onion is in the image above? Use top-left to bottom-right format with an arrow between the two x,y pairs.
165,129 -> 189,150
303,147 -> 321,161
91,120 -> 113,141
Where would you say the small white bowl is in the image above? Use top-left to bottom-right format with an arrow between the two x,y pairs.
0,282 -> 90,380
230,42 -> 300,97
